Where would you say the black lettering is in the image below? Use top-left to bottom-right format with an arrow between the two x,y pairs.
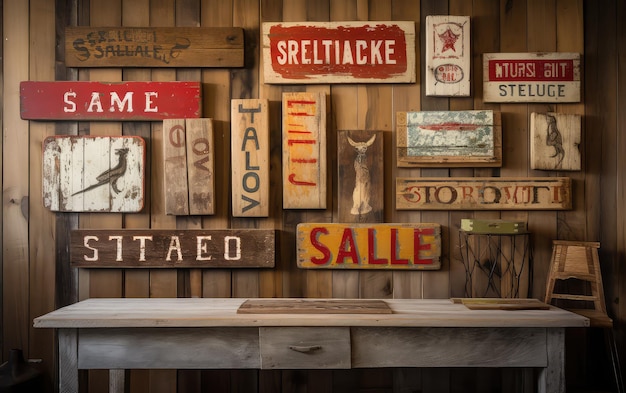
72,38 -> 90,61
242,172 -> 260,193
241,194 -> 260,213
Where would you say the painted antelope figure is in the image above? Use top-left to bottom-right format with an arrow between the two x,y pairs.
347,134 -> 377,215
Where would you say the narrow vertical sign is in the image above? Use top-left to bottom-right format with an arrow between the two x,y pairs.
425,15 -> 470,97
530,112 -> 581,171
282,92 -> 326,209
231,99 -> 270,217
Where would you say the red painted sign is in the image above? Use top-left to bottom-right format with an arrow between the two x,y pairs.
20,81 -> 202,120
262,22 -> 415,84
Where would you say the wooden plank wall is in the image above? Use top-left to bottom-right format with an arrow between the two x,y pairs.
3,0 -> 626,392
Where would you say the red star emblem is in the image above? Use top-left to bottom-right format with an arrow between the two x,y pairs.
438,27 -> 459,53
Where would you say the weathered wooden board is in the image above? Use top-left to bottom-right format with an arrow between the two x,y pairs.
231,99 -> 270,217
43,136 -> 145,212
460,219 -> 527,234
65,27 -> 244,68
396,177 -> 572,210
338,130 -> 384,222
263,21 -> 415,84
282,92 -> 326,209
70,229 -> 275,268
238,299 -> 392,314
483,52 -> 581,102
397,110 -> 501,167
20,81 -> 201,120
530,112 -> 581,171
451,298 -> 550,310
425,15 -> 470,97
163,119 -> 215,215
297,223 -> 441,270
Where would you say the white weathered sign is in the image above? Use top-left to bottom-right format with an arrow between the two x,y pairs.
530,112 -> 581,171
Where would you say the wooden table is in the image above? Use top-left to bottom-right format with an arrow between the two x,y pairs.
34,298 -> 589,393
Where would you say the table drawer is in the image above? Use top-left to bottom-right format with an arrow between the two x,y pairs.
259,327 -> 350,369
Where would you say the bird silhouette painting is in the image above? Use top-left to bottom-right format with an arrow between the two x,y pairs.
545,114 -> 565,169
530,112 -> 581,171
72,148 -> 129,196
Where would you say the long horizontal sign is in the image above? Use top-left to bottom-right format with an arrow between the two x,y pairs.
21,81 -> 201,121
70,229 -> 276,268
65,27 -> 244,67
262,21 -> 416,84
396,177 -> 572,210
297,223 -> 441,270
483,52 -> 580,103
43,136 -> 145,212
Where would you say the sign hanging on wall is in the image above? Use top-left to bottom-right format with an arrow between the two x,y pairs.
425,15 -> 470,97
396,177 -> 572,210
43,136 -> 145,212
70,229 -> 276,268
21,81 -> 201,121
65,27 -> 244,68
530,112 -> 581,171
396,110 -> 501,167
483,52 -> 581,103
297,223 -> 441,270
262,21 -> 416,84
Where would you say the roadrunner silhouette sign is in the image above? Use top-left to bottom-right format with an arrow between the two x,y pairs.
43,136 -> 145,212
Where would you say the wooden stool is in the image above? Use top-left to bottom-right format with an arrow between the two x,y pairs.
544,240 -> 623,392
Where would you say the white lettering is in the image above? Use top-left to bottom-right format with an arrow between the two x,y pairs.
133,235 -> 153,262
356,40 -> 367,64
385,40 -> 396,64
109,236 -> 124,261
110,92 -> 133,113
84,236 -> 99,261
63,92 -> 77,113
166,236 -> 183,261
87,92 -> 104,112
276,41 -> 287,65
224,236 -> 241,261
196,236 -> 212,261
144,92 -> 158,112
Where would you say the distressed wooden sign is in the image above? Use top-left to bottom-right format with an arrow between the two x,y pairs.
70,229 -> 275,268
483,52 -> 581,103
396,177 -> 572,210
397,110 -> 501,167
65,27 -> 244,68
43,136 -> 145,212
338,130 -> 384,222
530,112 -> 581,171
262,21 -> 416,84
297,223 -> 441,270
231,99 -> 269,217
425,15 -> 470,97
163,118 -> 215,215
21,81 -> 201,121
282,92 -> 326,209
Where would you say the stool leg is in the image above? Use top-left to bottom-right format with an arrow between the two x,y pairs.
605,327 -> 624,393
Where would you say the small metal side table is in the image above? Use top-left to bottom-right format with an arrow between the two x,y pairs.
459,230 -> 532,298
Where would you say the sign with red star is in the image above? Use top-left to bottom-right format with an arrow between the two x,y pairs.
426,15 -> 470,97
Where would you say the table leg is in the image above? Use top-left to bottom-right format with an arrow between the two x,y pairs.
109,369 -> 126,393
537,328 -> 566,393
58,329 -> 78,393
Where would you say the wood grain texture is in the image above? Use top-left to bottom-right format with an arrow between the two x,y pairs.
530,112 -> 581,171
238,299 -> 392,314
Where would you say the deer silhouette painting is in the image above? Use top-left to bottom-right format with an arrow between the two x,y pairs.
347,134 -> 377,215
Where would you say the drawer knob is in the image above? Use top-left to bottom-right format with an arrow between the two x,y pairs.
288,345 -> 322,353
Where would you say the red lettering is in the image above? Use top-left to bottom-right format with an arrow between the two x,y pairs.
367,228 -> 387,264
413,228 -> 433,264
310,227 -> 331,265
337,228 -> 359,264
390,229 -> 408,265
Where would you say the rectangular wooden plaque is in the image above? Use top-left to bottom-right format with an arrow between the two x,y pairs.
297,223 -> 441,270
338,130 -> 384,222
282,92 -> 326,209
231,99 -> 270,217
425,15 -> 470,96
397,110 -> 501,167
70,229 -> 275,268
263,21 -> 415,84
43,136 -> 145,212
21,81 -> 201,121
238,299 -> 392,314
65,27 -> 244,68
396,177 -> 572,210
483,52 -> 581,103
530,112 -> 581,171
163,119 -> 215,215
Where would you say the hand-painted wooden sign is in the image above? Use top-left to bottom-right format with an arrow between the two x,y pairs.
70,229 -> 275,268
397,110 -> 501,167
262,21 -> 416,84
396,177 -> 572,210
282,92 -> 326,209
231,99 -> 269,217
338,130 -> 383,222
530,112 -> 581,171
297,223 -> 441,270
483,52 -> 581,103
20,81 -> 201,121
425,15 -> 470,97
163,119 -> 215,215
43,136 -> 145,212
65,27 -> 244,68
